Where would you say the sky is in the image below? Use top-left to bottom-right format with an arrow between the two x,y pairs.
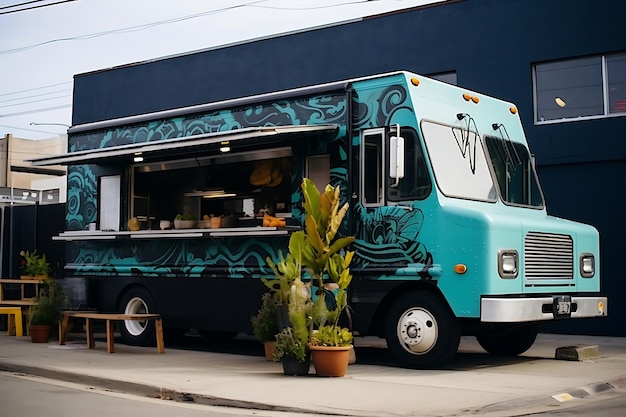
0,0 -> 441,143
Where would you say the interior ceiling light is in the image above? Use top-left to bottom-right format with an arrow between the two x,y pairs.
555,97 -> 566,107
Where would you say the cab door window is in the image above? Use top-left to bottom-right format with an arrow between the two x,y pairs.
361,129 -> 384,207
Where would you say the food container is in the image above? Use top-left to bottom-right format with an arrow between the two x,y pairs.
210,215 -> 222,229
174,219 -> 196,229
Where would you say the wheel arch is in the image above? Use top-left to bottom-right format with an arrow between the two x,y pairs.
116,283 -> 156,312
366,281 -> 454,337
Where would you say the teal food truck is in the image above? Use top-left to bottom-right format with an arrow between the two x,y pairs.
31,71 -> 607,368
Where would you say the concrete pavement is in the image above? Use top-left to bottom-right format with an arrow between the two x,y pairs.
0,331 -> 625,416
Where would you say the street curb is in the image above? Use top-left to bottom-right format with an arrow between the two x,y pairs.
464,376 -> 626,416
0,361 -> 345,416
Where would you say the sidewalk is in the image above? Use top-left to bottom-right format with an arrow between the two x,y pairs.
1,332 -> 625,416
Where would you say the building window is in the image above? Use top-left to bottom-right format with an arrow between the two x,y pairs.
534,53 -> 626,123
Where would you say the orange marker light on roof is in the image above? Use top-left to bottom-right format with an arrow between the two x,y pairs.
510,107 -> 518,114
463,93 -> 472,101
454,264 -> 468,274
411,78 -> 420,86
471,96 -> 479,103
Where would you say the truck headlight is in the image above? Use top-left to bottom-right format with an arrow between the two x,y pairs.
580,253 -> 595,278
498,249 -> 518,278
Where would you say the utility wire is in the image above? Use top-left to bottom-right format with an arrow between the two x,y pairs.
0,89 -> 71,104
0,104 -> 72,117
0,0 -> 267,53
0,0 -> 77,15
0,81 -> 72,97
0,0 -> 49,11
0,94 -> 71,108
0,0 -> 379,54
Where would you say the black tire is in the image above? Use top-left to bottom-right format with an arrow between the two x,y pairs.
385,292 -> 460,369
476,324 -> 538,356
118,286 -> 156,347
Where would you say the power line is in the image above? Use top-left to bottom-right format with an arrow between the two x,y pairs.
0,89 -> 71,104
0,0 -> 77,16
0,0 -> 51,11
0,94 -> 71,109
0,81 -> 72,98
0,104 -> 72,118
0,123 -> 66,135
0,1 -> 267,54
0,0 -> 377,55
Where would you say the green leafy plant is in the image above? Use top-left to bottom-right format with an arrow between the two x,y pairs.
298,178 -> 355,347
273,327 -> 308,363
19,249 -> 51,276
261,178 -> 355,355
250,292 -> 279,343
175,213 -> 196,221
310,324 -> 353,347
29,278 -> 67,326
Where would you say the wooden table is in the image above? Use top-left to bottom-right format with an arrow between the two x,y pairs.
0,278 -> 44,305
59,311 -> 164,353
0,279 -> 42,335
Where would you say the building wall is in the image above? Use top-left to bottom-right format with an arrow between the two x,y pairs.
70,0 -> 626,335
1,134 -> 67,203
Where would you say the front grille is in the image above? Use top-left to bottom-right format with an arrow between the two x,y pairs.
524,231 -> 573,279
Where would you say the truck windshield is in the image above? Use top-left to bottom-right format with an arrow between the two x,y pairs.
484,136 -> 544,207
421,120 -> 496,202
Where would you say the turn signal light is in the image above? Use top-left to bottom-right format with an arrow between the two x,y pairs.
453,264 -> 467,274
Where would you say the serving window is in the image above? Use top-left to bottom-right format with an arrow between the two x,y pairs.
129,147 -> 293,229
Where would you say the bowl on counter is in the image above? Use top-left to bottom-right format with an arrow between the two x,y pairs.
174,219 -> 196,229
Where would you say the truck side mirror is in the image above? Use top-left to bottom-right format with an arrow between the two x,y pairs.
389,135 -> 405,187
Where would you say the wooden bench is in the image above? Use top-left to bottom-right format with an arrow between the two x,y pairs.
59,311 -> 164,353
0,306 -> 24,336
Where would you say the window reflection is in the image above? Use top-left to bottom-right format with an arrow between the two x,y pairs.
534,53 -> 626,123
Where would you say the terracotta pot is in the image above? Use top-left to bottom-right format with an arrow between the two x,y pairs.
309,345 -> 351,377
21,274 -> 47,280
281,357 -> 310,376
29,324 -> 50,343
263,341 -> 276,361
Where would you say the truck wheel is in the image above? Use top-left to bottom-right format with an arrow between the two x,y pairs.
119,287 -> 156,347
476,324 -> 538,356
385,292 -> 460,369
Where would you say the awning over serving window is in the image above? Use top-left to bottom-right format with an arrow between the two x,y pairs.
28,124 -> 339,167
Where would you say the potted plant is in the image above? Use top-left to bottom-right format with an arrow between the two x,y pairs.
19,249 -> 50,279
258,178 -> 355,376
273,327 -> 310,375
250,292 -> 280,360
298,178 -> 355,377
265,242 -> 312,374
28,278 -> 66,343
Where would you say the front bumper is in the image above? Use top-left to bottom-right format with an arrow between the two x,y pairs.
481,296 -> 607,322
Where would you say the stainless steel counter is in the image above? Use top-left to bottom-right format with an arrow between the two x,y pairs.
53,226 -> 300,241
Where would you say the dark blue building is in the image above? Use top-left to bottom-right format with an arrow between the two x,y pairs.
71,0 -> 625,336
